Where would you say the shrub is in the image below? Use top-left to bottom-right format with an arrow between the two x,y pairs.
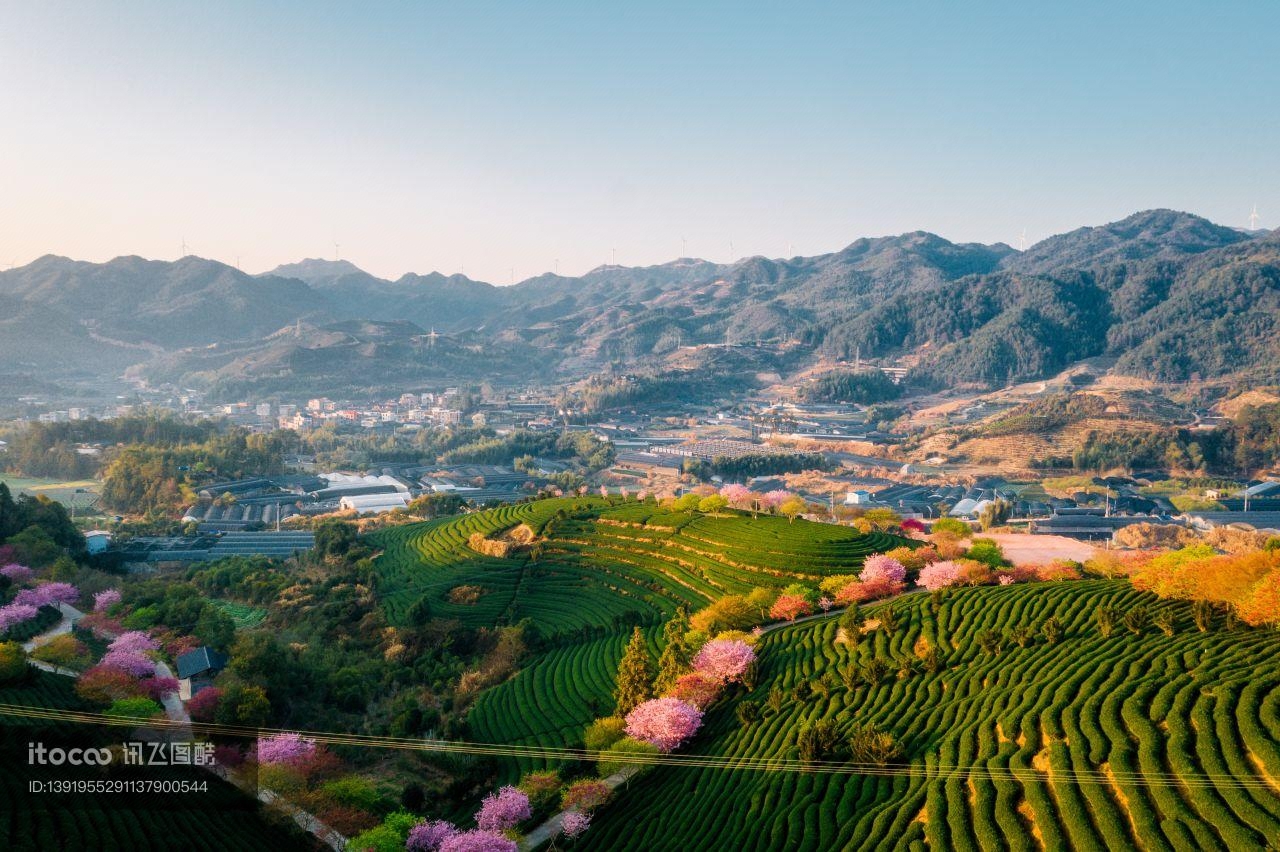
104,697 -> 164,719
561,778 -> 612,812
1095,605 -> 1119,638
847,722 -> 902,765
1042,617 -> 1064,645
583,716 -> 627,752
0,641 -> 28,684
598,736 -> 660,777
1123,605 -> 1150,635
797,719 -> 840,763
517,771 -> 562,811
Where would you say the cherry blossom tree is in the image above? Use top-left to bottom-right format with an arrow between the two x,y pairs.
918,560 -> 963,591
625,697 -> 703,752
560,810 -> 591,840
861,555 -> 906,586
0,564 -> 33,583
99,649 -> 156,678
408,820 -> 459,852
669,672 -> 722,709
769,593 -> 813,622
14,582 -> 79,608
256,732 -> 318,766
818,596 -> 834,612
0,603 -> 39,632
108,631 -> 159,654
439,830 -> 518,852
691,639 -> 755,683
719,484 -> 753,509
762,489 -> 793,510
475,785 -> 531,832
93,589 -> 122,612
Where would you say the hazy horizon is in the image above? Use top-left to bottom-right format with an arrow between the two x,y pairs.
6,205 -> 1268,287
2,2 -> 1276,282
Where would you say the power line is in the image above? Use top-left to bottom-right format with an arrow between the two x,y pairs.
1,702 -> 1274,792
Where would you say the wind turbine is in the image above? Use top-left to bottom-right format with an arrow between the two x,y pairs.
1018,229 -> 1027,251
427,328 -> 439,347
1250,204 -> 1261,231
681,236 -> 687,257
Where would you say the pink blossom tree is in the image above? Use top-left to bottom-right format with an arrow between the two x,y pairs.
108,631 -> 159,654
93,589 -> 122,612
0,602 -> 39,632
0,564 -> 33,584
918,560 -> 963,591
439,830 -> 517,852
560,810 -> 591,840
15,582 -> 79,608
408,820 -> 459,852
718,483 -> 753,509
669,672 -> 722,709
475,785 -> 531,832
691,639 -> 755,684
833,580 -> 873,605
625,697 -> 703,752
99,649 -> 157,678
818,596 -> 834,612
256,733 -> 318,766
769,593 -> 813,622
762,490 -> 793,510
861,555 -> 906,586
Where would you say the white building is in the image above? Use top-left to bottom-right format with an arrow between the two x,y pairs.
340,493 -> 411,514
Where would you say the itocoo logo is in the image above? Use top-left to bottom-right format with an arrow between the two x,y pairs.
28,741 -> 114,765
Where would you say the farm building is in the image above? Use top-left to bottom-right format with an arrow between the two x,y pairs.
176,646 -> 229,701
340,492 -> 411,514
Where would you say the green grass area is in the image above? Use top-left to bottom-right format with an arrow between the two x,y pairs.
206,599 -> 268,629
0,476 -> 102,514
0,670 -> 312,851
580,581 -> 1280,851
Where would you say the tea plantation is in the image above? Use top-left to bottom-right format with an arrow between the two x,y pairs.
580,581 -> 1280,851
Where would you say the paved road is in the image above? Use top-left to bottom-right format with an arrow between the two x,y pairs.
520,768 -> 636,851
21,602 -> 85,652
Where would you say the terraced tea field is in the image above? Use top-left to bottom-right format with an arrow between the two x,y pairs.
580,581 -> 1280,851
370,497 -> 904,639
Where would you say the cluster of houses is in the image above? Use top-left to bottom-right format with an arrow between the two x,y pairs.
179,464 -> 545,533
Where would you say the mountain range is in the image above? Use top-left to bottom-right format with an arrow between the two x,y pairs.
2,209 -> 1276,399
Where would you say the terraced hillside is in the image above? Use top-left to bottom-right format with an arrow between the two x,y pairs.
580,581 -> 1280,851
372,497 -> 906,786
370,497 -> 904,637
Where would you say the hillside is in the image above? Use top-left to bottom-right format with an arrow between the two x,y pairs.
7,210 -> 1280,394
579,581 -> 1280,850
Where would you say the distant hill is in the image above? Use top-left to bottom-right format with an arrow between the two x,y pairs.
6,209 -> 1279,396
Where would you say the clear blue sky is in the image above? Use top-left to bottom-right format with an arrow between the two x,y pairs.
1,2 -> 1276,282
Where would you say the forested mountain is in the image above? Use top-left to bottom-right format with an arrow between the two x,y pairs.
2,210 -> 1276,395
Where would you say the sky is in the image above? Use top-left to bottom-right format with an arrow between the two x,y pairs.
1,1 -> 1277,283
